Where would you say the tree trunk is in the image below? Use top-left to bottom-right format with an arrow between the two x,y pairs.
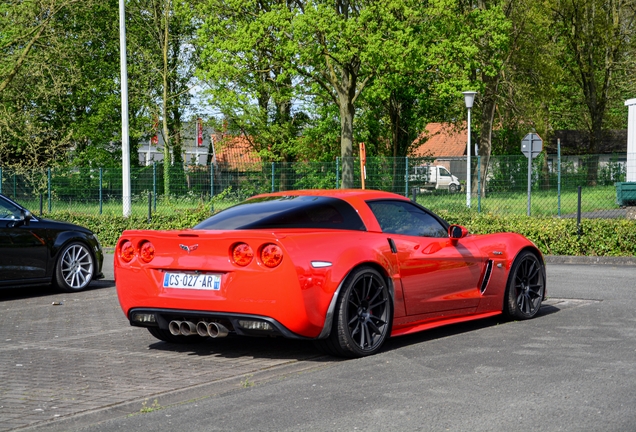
389,93 -> 400,192
339,96 -> 355,188
477,75 -> 498,199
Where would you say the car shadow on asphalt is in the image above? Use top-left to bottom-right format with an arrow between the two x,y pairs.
143,303 -> 562,361
381,302 -> 561,354
0,279 -> 115,301
146,335 -> 335,362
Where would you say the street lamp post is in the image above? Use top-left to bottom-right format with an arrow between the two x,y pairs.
463,91 -> 477,208
119,0 -> 131,217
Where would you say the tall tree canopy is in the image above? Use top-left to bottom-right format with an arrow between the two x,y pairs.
549,0 -> 636,184
0,0 -> 634,183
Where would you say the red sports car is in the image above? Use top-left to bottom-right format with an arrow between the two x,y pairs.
114,189 -> 546,357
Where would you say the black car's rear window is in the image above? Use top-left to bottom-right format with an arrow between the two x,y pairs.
194,196 -> 366,231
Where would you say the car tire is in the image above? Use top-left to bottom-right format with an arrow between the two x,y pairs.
449,184 -> 458,193
146,327 -> 206,344
55,242 -> 95,292
503,251 -> 545,319
315,266 -> 392,358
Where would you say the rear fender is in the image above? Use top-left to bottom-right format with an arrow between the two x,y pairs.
316,261 -> 397,340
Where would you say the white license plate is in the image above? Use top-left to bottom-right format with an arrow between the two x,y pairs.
163,272 -> 222,290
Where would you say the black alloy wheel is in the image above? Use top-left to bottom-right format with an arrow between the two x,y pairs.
504,251 -> 546,319
317,266 -> 392,358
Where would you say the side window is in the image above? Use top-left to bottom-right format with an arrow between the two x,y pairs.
439,167 -> 450,177
367,200 -> 448,238
0,197 -> 22,220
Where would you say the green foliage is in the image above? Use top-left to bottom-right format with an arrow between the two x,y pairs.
436,212 -> 636,257
51,205 -> 214,246
45,194 -> 636,257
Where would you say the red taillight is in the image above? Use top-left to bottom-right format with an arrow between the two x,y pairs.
261,244 -> 283,268
139,241 -> 155,263
232,243 -> 254,266
120,241 -> 135,263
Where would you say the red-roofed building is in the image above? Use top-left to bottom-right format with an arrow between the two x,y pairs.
411,122 -> 467,158
410,123 -> 469,180
211,133 -> 262,170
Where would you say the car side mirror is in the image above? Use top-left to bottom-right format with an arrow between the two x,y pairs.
15,209 -> 32,227
448,224 -> 468,240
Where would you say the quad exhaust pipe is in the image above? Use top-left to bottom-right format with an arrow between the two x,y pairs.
169,320 -> 229,338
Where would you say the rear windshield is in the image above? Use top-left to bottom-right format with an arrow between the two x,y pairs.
194,195 -> 366,231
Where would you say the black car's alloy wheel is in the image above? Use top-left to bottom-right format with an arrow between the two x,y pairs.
317,266 -> 392,358
504,251 -> 545,319
55,242 -> 94,292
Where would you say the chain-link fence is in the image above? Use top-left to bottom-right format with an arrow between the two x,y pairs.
1,153 -> 633,219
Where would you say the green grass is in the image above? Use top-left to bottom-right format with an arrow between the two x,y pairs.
416,186 -> 619,217
18,185 -> 619,221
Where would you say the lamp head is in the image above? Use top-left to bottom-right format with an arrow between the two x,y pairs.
462,91 -> 477,109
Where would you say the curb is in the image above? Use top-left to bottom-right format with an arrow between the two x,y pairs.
544,255 -> 636,266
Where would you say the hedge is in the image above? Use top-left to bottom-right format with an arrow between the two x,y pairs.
50,208 -> 636,257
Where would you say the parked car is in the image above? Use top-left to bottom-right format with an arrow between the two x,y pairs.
409,164 -> 462,192
0,193 -> 104,292
114,189 -> 545,358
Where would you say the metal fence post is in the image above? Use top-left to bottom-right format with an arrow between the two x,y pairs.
0,167 -> 2,194
557,139 -> 561,217
13,173 -> 16,198
336,157 -> 340,189
405,157 -> 409,197
99,168 -> 103,215
577,186 -> 582,238
477,155 -> 481,213
153,161 -> 157,212
271,162 -> 275,193
148,191 -> 152,223
210,164 -> 214,198
47,168 -> 51,212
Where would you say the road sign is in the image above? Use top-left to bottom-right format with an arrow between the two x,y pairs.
521,133 -> 542,216
521,133 -> 543,159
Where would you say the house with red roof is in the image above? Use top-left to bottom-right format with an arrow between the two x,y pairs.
411,123 -> 468,180
411,122 -> 467,158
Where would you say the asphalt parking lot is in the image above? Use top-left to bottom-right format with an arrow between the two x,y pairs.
1,256 -> 636,431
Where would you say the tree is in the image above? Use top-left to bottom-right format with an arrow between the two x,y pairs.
0,0 -> 82,93
0,0 -> 123,170
194,0 -> 304,171
128,0 -> 198,195
550,0 -> 636,184
289,1 -> 423,188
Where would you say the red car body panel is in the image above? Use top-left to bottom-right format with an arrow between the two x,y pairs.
115,189 -> 544,342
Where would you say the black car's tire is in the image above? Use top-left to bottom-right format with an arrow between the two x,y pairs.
147,327 -> 206,344
55,242 -> 95,292
503,251 -> 545,320
316,267 -> 392,358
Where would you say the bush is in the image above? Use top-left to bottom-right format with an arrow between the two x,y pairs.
50,208 -> 636,257
433,211 -> 636,257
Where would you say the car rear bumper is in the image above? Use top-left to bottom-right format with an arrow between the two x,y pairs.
128,307 -> 312,339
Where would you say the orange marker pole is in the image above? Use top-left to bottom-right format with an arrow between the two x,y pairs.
359,142 -> 366,189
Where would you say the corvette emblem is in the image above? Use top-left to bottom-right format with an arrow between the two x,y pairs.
179,244 -> 199,253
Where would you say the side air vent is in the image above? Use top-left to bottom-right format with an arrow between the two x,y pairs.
387,238 -> 397,254
480,260 -> 494,294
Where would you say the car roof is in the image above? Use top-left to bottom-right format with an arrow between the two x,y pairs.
252,189 -> 409,202
249,190 -> 411,233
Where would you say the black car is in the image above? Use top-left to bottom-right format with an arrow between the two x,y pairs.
0,193 -> 104,292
